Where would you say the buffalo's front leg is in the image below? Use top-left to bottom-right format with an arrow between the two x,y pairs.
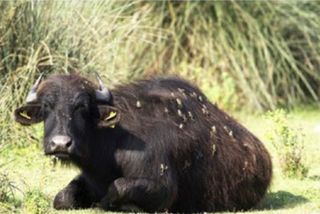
99,177 -> 176,212
53,175 -> 97,210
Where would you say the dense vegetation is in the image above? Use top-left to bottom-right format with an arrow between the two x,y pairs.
0,1 -> 319,213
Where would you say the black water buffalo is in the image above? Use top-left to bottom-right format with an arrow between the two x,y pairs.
14,74 -> 272,212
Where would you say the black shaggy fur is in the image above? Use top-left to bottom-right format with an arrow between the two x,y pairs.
14,74 -> 272,212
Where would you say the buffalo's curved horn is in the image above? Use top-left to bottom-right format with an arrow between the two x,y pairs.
26,73 -> 43,103
95,73 -> 111,102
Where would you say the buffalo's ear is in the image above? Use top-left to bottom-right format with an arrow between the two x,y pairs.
14,104 -> 43,126
97,105 -> 121,128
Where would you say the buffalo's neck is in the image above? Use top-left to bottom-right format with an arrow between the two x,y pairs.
77,126 -> 125,183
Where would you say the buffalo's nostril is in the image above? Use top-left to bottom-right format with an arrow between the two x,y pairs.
66,141 -> 72,148
50,135 -> 72,153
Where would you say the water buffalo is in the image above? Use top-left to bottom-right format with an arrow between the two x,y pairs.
14,74 -> 272,212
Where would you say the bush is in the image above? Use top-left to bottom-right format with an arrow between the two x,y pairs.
23,188 -> 50,214
265,109 -> 309,179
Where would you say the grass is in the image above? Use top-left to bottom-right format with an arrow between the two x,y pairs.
1,108 -> 319,213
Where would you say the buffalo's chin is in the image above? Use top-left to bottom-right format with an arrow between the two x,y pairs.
45,149 -> 87,168
54,153 -> 71,160
46,152 -> 72,161
49,154 -> 73,167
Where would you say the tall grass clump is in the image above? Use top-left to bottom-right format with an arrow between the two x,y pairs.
0,155 -> 20,213
0,172 -> 16,211
265,109 -> 309,179
141,1 -> 320,110
1,1 -> 320,148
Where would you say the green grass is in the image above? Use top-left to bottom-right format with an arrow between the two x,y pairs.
1,108 -> 319,213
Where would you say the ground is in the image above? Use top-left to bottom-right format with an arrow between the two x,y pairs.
1,108 -> 320,213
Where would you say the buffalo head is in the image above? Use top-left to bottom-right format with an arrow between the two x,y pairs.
14,74 -> 120,162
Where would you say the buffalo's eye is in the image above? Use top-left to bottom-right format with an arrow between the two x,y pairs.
42,102 -> 53,111
42,102 -> 53,117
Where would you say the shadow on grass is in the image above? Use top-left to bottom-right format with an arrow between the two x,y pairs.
256,191 -> 309,210
308,175 -> 320,181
